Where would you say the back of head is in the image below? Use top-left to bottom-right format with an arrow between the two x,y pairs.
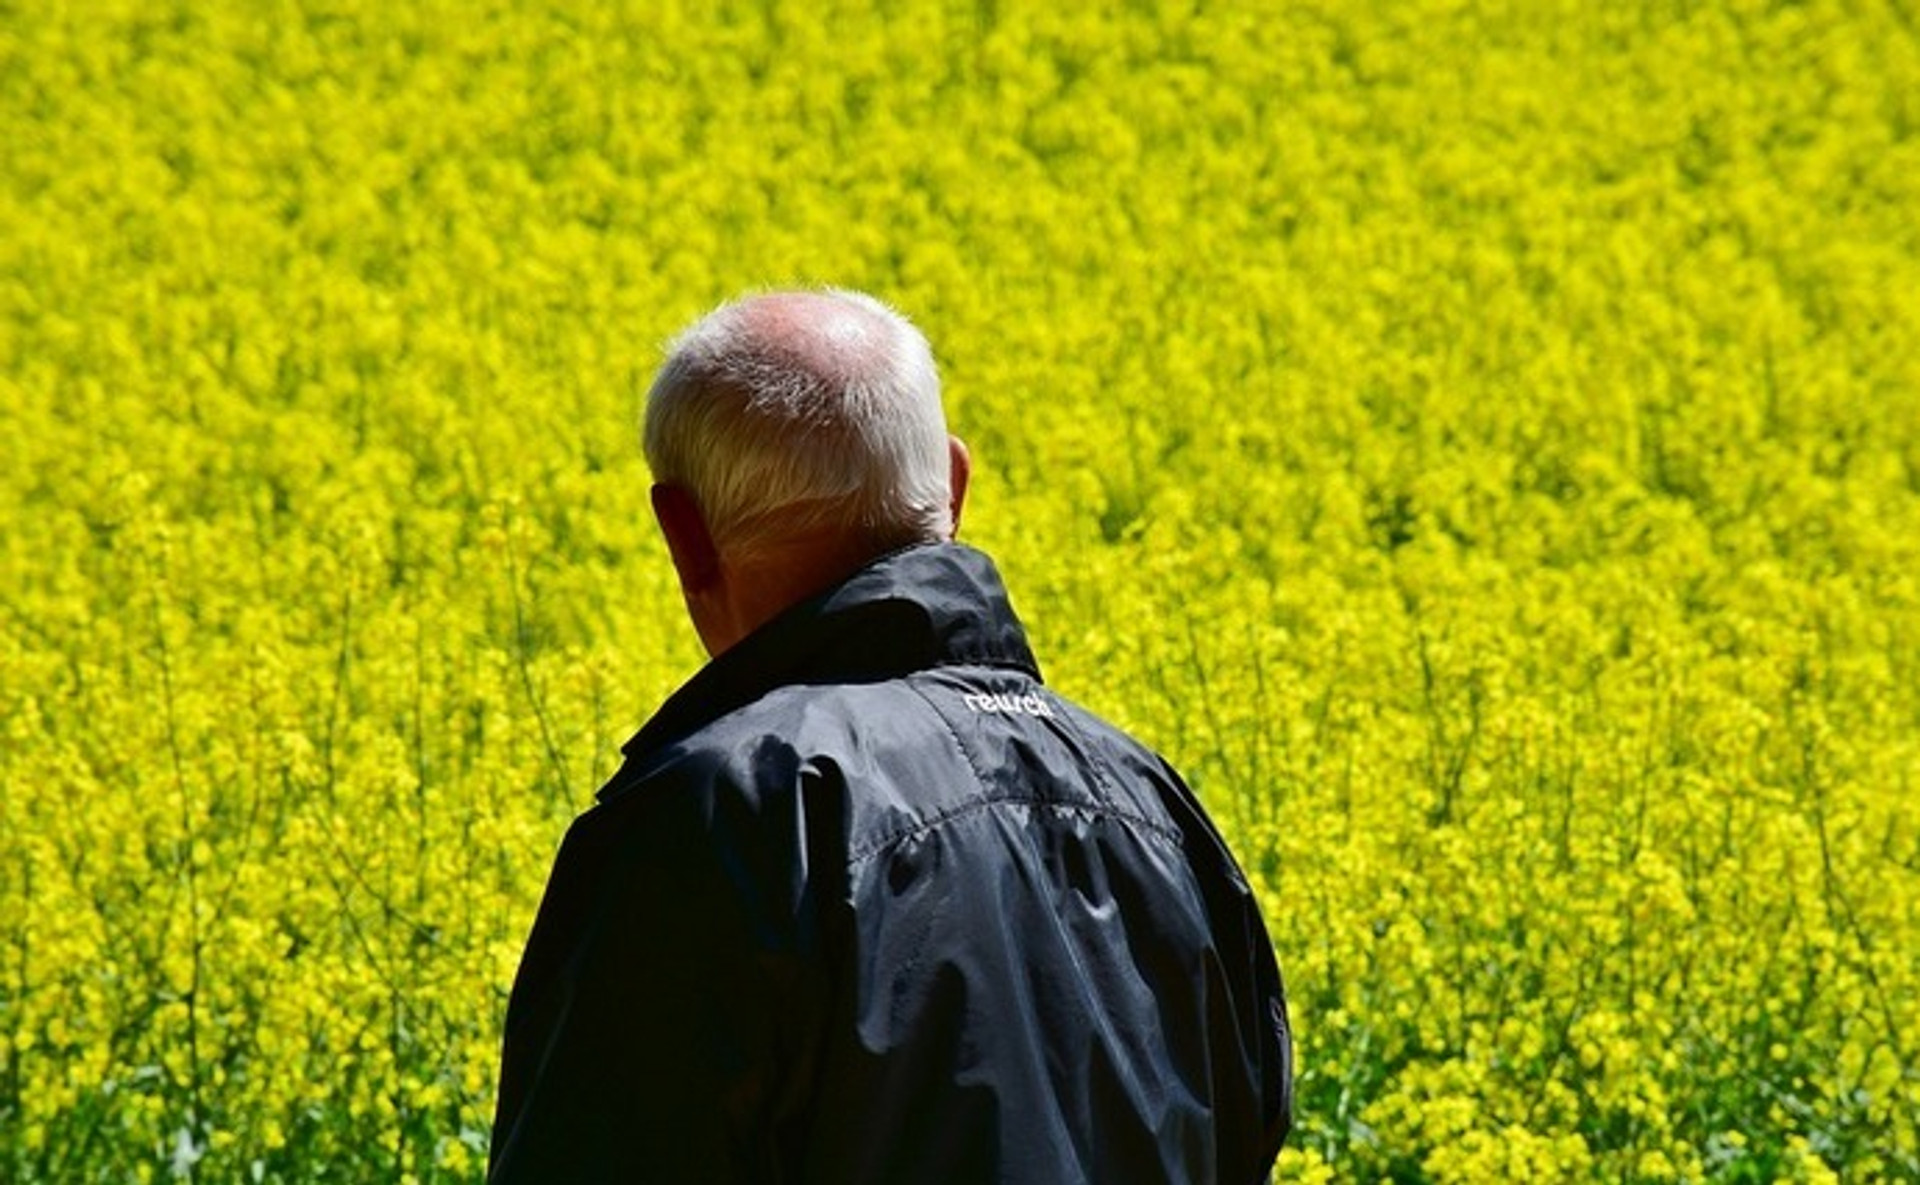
643,289 -> 952,563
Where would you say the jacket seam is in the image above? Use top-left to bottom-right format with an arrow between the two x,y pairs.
846,793 -> 1186,867
906,676 -> 995,799
843,680 -> 1185,864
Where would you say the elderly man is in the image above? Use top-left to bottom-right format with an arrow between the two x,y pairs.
489,290 -> 1292,1183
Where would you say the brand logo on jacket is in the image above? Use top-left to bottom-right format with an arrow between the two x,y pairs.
962,690 -> 1056,719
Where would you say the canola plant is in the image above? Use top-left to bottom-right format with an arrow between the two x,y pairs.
3,0 -> 1918,1180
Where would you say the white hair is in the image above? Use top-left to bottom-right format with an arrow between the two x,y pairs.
642,289 -> 952,561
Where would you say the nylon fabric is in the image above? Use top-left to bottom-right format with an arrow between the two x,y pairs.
489,542 -> 1291,1183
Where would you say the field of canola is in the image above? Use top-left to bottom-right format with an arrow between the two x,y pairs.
5,0 -> 1920,1180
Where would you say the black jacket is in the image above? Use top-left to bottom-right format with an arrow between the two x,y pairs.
489,543 -> 1292,1183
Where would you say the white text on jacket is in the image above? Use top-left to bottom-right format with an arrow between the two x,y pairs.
961,691 -> 1056,719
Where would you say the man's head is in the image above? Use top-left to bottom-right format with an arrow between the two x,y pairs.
643,289 -> 970,656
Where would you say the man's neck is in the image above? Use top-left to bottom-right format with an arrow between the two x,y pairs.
699,531 -> 888,657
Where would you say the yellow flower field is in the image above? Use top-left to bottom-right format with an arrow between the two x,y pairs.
3,0 -> 1918,1180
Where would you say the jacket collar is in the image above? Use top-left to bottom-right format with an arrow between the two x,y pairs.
598,543 -> 1040,801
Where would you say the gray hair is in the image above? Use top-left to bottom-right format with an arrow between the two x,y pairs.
643,289 -> 952,560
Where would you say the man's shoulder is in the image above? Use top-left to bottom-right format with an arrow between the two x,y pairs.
588,676 -> 952,828
599,660 -> 1175,837
638,676 -> 945,782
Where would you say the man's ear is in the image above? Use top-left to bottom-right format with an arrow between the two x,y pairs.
947,435 -> 972,538
651,483 -> 721,593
